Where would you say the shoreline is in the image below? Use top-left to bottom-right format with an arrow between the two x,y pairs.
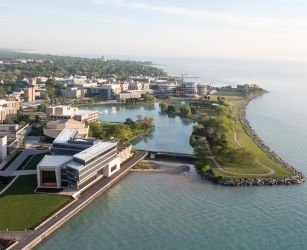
215,91 -> 304,186
5,152 -> 148,250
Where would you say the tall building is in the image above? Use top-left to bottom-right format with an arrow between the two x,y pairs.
27,85 -> 36,102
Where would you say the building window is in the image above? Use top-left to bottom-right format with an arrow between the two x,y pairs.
41,170 -> 57,187
111,164 -> 117,172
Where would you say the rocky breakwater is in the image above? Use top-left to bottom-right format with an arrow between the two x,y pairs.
221,92 -> 304,186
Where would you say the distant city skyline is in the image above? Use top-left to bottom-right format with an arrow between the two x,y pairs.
1,0 -> 307,60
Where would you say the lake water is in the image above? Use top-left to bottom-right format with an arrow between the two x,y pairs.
38,58 -> 307,250
84,103 -> 195,154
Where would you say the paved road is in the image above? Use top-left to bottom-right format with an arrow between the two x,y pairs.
11,151 -> 148,250
0,149 -> 49,177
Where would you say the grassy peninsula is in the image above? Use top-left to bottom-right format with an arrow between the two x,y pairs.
160,85 -> 302,184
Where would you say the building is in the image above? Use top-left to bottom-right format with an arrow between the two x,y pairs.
116,92 -> 142,102
179,83 -> 208,98
128,81 -> 143,91
0,124 -> 29,150
46,105 -> 98,123
120,82 -> 129,92
150,82 -> 177,97
99,84 -> 122,99
37,128 -> 128,191
197,84 -> 208,97
61,87 -> 83,99
44,119 -> 89,139
27,85 -> 36,102
0,100 -> 20,122
0,136 -> 7,162
84,87 -> 108,100
117,143 -> 133,164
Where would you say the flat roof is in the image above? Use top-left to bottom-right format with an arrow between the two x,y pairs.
73,141 -> 116,163
38,155 -> 72,168
53,128 -> 78,144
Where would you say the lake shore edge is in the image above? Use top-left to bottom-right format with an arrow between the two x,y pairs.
214,91 -> 304,186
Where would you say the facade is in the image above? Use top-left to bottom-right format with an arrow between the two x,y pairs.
117,143 -> 133,164
180,83 -> 208,98
150,82 -> 177,96
116,92 -> 142,102
61,87 -> 83,99
197,84 -> 208,97
27,85 -> 36,102
0,136 -> 7,162
0,100 -> 20,123
44,119 -> 89,139
99,84 -> 122,99
128,81 -> 143,91
0,124 -> 29,149
120,82 -> 129,92
37,128 -> 125,191
46,105 -> 98,123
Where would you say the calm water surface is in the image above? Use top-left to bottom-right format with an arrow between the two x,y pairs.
84,103 -> 194,154
38,59 -> 307,250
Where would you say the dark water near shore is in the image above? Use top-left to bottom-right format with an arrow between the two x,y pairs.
38,58 -> 307,250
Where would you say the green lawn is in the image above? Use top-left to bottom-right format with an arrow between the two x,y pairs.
0,175 -> 72,231
210,94 -> 291,179
23,154 -> 46,170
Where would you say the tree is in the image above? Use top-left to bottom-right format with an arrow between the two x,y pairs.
89,121 -> 104,138
159,102 -> 168,112
167,104 -> 176,113
180,105 -> 192,118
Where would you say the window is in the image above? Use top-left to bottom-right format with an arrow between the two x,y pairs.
111,164 -> 117,172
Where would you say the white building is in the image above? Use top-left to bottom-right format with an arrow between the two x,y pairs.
46,105 -> 98,123
37,128 -> 121,191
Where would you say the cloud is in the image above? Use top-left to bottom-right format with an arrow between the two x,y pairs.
93,0 -> 307,33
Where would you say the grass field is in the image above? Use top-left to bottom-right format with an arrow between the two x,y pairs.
210,93 -> 291,179
23,154 -> 46,170
0,175 -> 72,230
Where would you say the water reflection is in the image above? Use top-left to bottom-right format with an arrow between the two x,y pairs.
83,103 -> 194,154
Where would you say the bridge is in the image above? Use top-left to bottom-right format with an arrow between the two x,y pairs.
146,151 -> 197,162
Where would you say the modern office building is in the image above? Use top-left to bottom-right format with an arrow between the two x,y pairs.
46,105 -> 98,123
37,128 -> 125,191
61,87 -> 83,99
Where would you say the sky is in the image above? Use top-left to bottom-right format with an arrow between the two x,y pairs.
1,0 -> 307,60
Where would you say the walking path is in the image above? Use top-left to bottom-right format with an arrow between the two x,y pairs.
9,151 -> 147,250
232,130 -> 275,176
0,149 -> 49,177
206,136 -> 275,177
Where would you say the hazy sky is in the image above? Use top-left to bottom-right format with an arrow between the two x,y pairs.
1,0 -> 307,60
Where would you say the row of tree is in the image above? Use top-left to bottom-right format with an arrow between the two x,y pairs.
89,115 -> 154,142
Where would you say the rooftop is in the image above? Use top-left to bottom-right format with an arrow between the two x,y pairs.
73,141 -> 116,164
38,155 -> 72,168
53,128 -> 78,144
